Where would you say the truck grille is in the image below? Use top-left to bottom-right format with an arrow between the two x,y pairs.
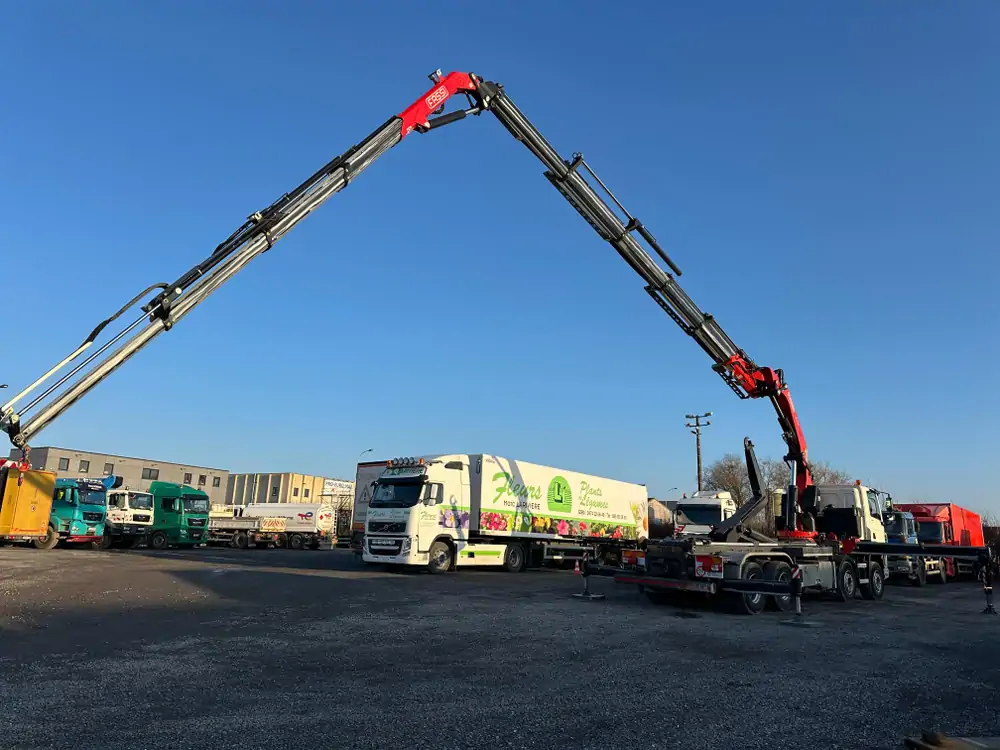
367,538 -> 403,556
133,514 -> 151,523
82,512 -> 103,523
188,518 -> 207,527
369,521 -> 406,534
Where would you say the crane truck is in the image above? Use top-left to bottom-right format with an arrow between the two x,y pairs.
0,68 -> 992,598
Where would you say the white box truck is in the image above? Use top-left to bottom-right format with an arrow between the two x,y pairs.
362,454 -> 648,573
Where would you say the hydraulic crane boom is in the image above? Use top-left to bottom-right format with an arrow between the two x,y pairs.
2,69 -> 810,526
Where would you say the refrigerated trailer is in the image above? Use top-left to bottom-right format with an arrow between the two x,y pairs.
362,454 -> 648,572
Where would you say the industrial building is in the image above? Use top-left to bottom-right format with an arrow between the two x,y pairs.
9,445 -> 230,505
225,472 -> 354,508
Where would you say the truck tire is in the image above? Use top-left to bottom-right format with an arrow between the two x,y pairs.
289,534 -> 304,550
233,531 -> 249,549
428,541 -> 452,574
728,561 -> 767,615
273,534 -> 287,549
763,561 -> 794,613
33,525 -> 59,551
911,561 -> 927,587
150,531 -> 169,550
121,537 -> 138,549
503,543 -> 526,573
860,560 -> 885,601
837,559 -> 858,602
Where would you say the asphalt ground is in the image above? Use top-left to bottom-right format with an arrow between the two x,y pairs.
0,546 -> 997,750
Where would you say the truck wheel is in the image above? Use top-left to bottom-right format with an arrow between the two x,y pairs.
273,534 -> 287,549
860,560 -> 885,601
729,561 -> 767,615
121,537 -> 138,550
911,561 -> 927,587
289,534 -> 304,550
150,531 -> 169,551
32,525 -> 59,551
233,532 -> 249,549
837,559 -> 858,602
763,561 -> 794,612
91,534 -> 111,551
428,541 -> 452,574
503,543 -> 526,573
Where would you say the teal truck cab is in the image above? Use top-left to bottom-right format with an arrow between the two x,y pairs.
44,475 -> 119,548
885,508 -> 944,585
148,482 -> 210,549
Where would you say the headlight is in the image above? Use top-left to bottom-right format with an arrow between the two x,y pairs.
401,538 -> 412,553
180,529 -> 188,537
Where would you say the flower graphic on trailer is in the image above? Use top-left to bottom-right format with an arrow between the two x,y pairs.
546,476 -> 572,514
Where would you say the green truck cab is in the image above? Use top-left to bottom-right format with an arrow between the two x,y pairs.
148,482 -> 210,549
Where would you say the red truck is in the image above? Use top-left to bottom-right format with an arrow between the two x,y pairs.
896,503 -> 985,579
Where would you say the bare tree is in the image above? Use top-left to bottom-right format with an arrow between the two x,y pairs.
809,460 -> 852,485
702,453 -> 852,510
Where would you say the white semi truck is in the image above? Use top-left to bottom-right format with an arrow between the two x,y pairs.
362,454 -> 648,573
101,488 -> 154,549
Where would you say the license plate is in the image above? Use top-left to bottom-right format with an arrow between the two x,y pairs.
694,555 -> 724,579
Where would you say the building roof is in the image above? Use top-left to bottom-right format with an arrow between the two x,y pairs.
22,445 -> 228,472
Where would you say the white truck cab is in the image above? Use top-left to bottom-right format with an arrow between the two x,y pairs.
674,491 -> 737,535
104,488 -> 155,548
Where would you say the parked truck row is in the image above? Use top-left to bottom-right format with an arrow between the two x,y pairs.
341,445 -> 993,618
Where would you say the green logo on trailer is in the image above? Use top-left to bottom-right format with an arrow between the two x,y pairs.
546,476 -> 572,513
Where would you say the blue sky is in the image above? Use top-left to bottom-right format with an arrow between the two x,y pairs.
3,2 -> 998,512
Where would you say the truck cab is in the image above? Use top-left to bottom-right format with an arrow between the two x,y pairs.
803,482 -> 888,543
103,488 -> 154,548
148,482 -> 210,549
674,491 -> 736,536
884,508 -> 944,585
47,477 -> 110,547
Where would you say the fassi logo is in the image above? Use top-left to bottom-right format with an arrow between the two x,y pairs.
425,86 -> 448,110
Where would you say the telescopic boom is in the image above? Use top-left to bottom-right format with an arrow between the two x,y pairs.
2,70 -> 810,527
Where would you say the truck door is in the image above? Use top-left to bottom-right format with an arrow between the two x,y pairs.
157,495 -> 179,538
417,482 -> 446,553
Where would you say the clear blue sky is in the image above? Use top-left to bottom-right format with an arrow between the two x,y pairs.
3,2 -> 998,512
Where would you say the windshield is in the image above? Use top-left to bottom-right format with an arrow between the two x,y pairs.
77,488 -> 106,507
129,492 -> 153,510
370,481 -> 423,509
675,504 -> 722,526
917,521 -> 943,543
181,495 -> 209,513
884,515 -> 905,537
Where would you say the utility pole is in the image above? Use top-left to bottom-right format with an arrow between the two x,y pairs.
685,412 -> 712,491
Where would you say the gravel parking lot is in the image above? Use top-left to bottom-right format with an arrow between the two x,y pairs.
0,546 -> 997,750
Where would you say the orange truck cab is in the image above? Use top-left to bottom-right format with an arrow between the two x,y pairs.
896,502 -> 985,579
0,459 -> 56,548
